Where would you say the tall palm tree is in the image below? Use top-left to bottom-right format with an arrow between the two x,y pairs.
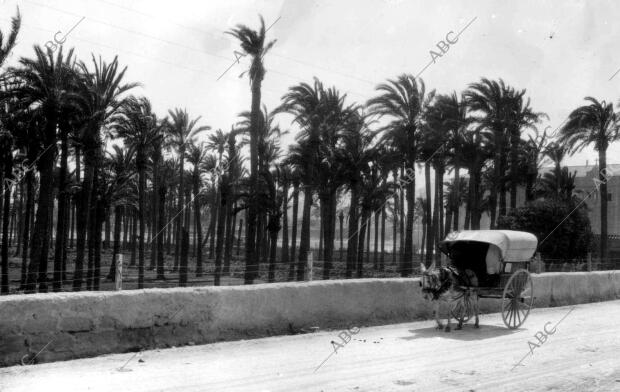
186,141 -> 208,276
72,54 -> 137,291
205,128 -> 228,258
336,111 -> 375,277
544,140 -> 567,196
368,74 -> 433,273
227,15 -> 276,284
167,108 -> 210,271
0,129 -> 14,294
559,97 -> 620,260
466,78 -> 513,226
504,92 -> 546,208
461,126 -> 492,229
103,145 -> 136,282
427,92 -> 470,232
7,46 -> 78,292
112,96 -> 161,288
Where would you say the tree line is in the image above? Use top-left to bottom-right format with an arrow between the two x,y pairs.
1,11 -> 617,294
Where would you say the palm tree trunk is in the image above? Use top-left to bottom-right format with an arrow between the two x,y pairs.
392,199 -> 398,265
130,208 -> 137,267
346,182 -> 359,278
356,208 -> 370,278
453,165 -> 460,230
1,157 -> 12,294
399,166 -> 405,255
432,168 -> 441,263
87,173 -> 98,291
599,149 -> 608,261
179,227 -> 189,286
108,205 -> 122,281
224,203 -> 236,274
20,170 -> 33,290
244,76 -> 262,284
373,209 -> 380,270
236,217 -> 243,256
214,179 -> 228,285
73,147 -> 96,291
156,185 -> 166,280
321,193 -> 336,280
69,199 -> 75,249
150,159 -> 160,270
318,207 -> 324,260
138,164 -> 146,289
380,206 -> 386,271
280,181 -> 289,266
27,144 -> 56,293
289,184 -> 299,280
194,179 -> 204,277
93,199 -> 104,290
498,131 -> 508,219
175,149 -> 186,272
423,162 -> 433,267
472,167 -> 483,229
510,129 -> 519,209
338,211 -> 344,264
53,129 -> 68,292
267,214 -> 278,283
392,168 -> 398,265
14,181 -> 23,257
208,187 -> 218,260
297,187 -> 312,281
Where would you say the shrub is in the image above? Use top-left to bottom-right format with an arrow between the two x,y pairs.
497,198 -> 592,260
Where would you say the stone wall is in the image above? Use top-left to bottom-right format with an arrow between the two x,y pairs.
1,271 -> 619,367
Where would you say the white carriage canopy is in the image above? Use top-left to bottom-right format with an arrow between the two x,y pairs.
439,230 -> 538,275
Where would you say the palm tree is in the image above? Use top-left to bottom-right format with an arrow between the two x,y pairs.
368,74 -> 433,273
205,128 -> 228,258
466,78 -> 513,226
0,129 -> 14,294
167,108 -> 210,272
227,15 -> 276,284
72,54 -> 137,291
112,96 -> 161,288
505,93 -> 546,209
0,8 -> 21,68
186,141 -> 208,276
461,126 -> 492,229
103,145 -> 135,282
544,140 -> 567,198
427,92 -> 470,232
336,111 -> 375,277
559,97 -> 620,260
6,46 -> 78,292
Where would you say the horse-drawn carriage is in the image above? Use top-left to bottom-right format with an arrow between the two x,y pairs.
438,230 -> 538,329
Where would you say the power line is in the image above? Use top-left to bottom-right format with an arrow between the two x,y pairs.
21,0 -> 374,100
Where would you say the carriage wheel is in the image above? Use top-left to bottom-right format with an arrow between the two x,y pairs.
451,291 -> 474,324
501,269 -> 533,329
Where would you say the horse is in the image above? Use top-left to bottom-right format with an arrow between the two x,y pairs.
419,262 -> 480,332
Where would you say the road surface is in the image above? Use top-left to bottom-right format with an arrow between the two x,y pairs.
1,301 -> 620,391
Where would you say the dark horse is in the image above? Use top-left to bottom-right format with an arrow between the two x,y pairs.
419,262 -> 480,332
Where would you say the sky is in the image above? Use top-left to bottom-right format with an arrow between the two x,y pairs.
1,0 -> 620,179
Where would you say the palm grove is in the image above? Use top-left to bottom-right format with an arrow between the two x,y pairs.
0,12 -> 616,294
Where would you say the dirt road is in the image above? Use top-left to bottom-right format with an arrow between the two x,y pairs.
2,301 -> 619,391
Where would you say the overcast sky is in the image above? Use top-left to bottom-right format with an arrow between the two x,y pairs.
2,0 -> 620,171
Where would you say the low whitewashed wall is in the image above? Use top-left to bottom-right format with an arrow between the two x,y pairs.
1,271 -> 619,366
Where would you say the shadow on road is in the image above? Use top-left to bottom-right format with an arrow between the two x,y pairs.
401,324 -> 522,341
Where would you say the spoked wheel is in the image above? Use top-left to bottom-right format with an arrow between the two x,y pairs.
451,290 -> 474,324
501,269 -> 533,329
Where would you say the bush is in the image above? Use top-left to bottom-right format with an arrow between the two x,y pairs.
497,199 -> 592,260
